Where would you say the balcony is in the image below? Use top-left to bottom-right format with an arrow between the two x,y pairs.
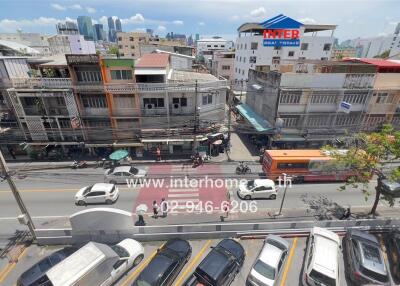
343,74 -> 375,89
10,78 -> 72,89
22,106 -> 42,116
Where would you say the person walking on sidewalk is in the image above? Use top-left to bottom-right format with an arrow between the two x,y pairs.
152,200 -> 159,219
156,147 -> 161,162
160,198 -> 168,218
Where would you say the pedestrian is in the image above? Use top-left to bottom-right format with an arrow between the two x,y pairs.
156,147 -> 161,161
136,214 -> 145,226
160,198 -> 168,218
152,200 -> 159,219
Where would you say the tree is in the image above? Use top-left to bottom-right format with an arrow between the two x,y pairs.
323,124 -> 400,216
373,50 -> 390,59
108,46 -> 120,57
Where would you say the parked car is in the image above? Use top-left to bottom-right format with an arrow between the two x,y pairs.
247,235 -> 290,286
75,183 -> 119,205
344,229 -> 390,285
381,179 -> 400,198
17,247 -> 77,286
385,230 -> 400,283
105,166 -> 147,184
44,239 -> 144,286
238,179 -> 277,200
132,238 -> 192,286
302,227 -> 340,286
183,238 -> 245,286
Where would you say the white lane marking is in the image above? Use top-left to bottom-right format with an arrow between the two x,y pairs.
168,198 -> 200,203
168,193 -> 199,198
168,188 -> 199,193
0,215 -> 69,221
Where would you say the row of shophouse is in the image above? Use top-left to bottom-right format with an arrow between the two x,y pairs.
239,58 -> 400,149
0,52 -> 227,158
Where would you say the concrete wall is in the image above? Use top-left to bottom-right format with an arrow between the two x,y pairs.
281,73 -> 345,88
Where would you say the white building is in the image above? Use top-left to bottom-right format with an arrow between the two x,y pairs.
348,36 -> 393,58
390,23 -> 400,58
196,37 -> 234,64
234,15 -> 336,81
48,35 -> 96,55
153,49 -> 194,70
0,32 -> 50,55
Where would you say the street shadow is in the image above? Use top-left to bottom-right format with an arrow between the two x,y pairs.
235,132 -> 261,157
0,230 -> 32,262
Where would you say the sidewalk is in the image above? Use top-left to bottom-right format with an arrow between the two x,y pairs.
227,133 -> 260,162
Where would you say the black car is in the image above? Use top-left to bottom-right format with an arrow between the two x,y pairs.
17,247 -> 76,286
343,229 -> 390,285
381,179 -> 400,198
132,238 -> 192,286
385,231 -> 400,283
183,239 -> 245,286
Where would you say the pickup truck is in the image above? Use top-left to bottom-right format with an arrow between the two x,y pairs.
183,239 -> 245,286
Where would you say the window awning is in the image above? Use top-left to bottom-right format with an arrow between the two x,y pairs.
235,103 -> 273,132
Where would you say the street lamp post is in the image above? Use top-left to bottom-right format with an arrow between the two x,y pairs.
277,173 -> 289,217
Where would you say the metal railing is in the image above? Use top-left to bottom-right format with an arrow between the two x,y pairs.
10,77 -> 72,89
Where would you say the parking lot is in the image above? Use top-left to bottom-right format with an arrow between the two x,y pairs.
0,233 -> 398,286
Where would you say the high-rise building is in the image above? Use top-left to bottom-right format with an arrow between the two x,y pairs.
115,18 -> 122,32
146,29 -> 154,36
389,23 -> 400,58
94,24 -> 105,41
107,17 -> 116,42
195,34 -> 200,41
77,16 -> 95,41
56,21 -> 79,35
187,35 -> 193,46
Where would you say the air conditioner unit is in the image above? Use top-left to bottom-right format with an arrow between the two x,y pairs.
146,104 -> 155,109
173,103 -> 180,109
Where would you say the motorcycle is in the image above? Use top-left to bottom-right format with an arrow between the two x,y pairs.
236,162 -> 251,175
71,160 -> 88,169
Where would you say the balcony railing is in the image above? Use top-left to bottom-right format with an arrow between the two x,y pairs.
10,78 -> 72,89
343,73 -> 375,89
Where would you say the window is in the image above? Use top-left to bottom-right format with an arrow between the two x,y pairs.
251,42 -> 258,50
273,45 -> 281,50
143,98 -> 164,108
344,91 -> 369,104
75,70 -> 102,82
288,51 -> 295,57
221,45 -> 225,48
249,56 -> 256,64
301,43 -> 309,50
58,118 -> 72,128
202,94 -> 213,105
375,92 -> 392,104
281,116 -> 299,127
81,95 -> 107,108
310,91 -> 337,104
323,43 -> 332,51
214,45 -> 218,47
336,115 -> 358,126
130,45 -> 135,49
242,70 -> 244,75
207,45 -> 211,48
243,57 -> 246,63
280,91 -> 301,104
118,37 -> 122,41
222,65 -> 230,70
131,53 -> 135,57
272,57 -> 280,64
172,97 -> 187,107
129,37 -> 134,41
306,116 -> 330,127
244,43 -> 247,49
239,56 -> 242,62
56,97 -> 65,105
235,67 -> 237,72
277,162 -> 308,169
110,70 -> 133,80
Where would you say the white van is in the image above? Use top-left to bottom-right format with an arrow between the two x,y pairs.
238,179 -> 277,200
302,227 -> 340,286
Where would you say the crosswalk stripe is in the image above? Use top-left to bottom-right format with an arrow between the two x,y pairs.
168,193 -> 199,198
169,198 -> 200,203
168,188 -> 198,192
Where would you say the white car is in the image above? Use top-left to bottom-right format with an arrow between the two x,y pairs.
302,227 -> 340,286
238,179 -> 277,200
75,183 -> 119,206
104,166 -> 147,184
247,235 -> 290,286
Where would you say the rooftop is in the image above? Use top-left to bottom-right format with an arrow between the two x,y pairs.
37,54 -> 68,67
136,53 -> 170,68
237,22 -> 336,33
169,69 -> 219,82
0,40 -> 40,55
154,49 -> 195,60
345,58 -> 400,68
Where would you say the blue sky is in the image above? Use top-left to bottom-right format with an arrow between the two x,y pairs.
0,0 -> 399,42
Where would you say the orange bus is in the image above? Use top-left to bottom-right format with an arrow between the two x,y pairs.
262,149 -> 355,183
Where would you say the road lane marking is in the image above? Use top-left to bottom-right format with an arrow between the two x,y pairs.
0,187 -> 135,193
0,246 -> 28,283
280,237 -> 298,286
174,240 -> 212,286
0,215 -> 70,221
119,244 -> 164,286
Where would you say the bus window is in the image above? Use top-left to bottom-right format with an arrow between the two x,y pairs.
277,162 -> 308,169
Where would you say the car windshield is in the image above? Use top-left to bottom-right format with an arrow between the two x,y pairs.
83,186 -> 92,195
134,281 -> 152,286
111,245 -> 129,258
266,238 -> 286,251
110,186 -> 116,194
310,270 -> 336,286
130,167 -> 139,174
361,243 -> 382,264
253,259 -> 275,280
246,180 -> 255,188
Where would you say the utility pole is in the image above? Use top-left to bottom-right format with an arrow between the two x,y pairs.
227,85 -> 233,142
192,80 -> 198,153
0,150 -> 36,240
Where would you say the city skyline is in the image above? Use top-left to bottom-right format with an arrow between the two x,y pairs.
0,0 -> 398,42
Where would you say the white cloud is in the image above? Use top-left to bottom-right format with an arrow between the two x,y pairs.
198,21 -> 205,26
51,3 -> 66,11
157,25 -> 166,32
99,16 -> 108,26
249,7 -> 266,18
121,13 -> 145,24
230,15 -> 240,21
173,20 -> 184,25
299,17 -> 317,24
86,7 -> 96,13
378,32 -> 389,37
70,4 -> 82,10
0,17 -> 69,32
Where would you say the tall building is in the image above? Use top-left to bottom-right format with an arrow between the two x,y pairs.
77,16 -> 95,41
195,34 -> 200,41
56,21 -> 79,35
48,34 -> 96,55
115,18 -> 122,32
234,14 -> 336,81
94,24 -> 105,41
116,31 -> 150,58
107,17 -> 116,42
146,29 -> 154,36
389,23 -> 400,58
187,35 -> 193,46
196,37 -> 233,65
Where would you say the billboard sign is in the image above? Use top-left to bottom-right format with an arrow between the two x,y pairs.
260,14 -> 303,47
339,101 -> 352,113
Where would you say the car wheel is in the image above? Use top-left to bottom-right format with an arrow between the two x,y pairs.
133,254 -> 144,266
77,200 -> 85,206
244,195 -> 251,200
269,194 -> 277,200
106,199 -> 113,205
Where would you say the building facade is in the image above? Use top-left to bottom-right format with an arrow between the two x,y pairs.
330,47 -> 357,60
56,21 -> 79,35
48,35 -> 96,55
117,32 -> 150,59
196,37 -> 234,65
211,51 -> 235,83
0,32 -> 50,56
77,16 -> 95,41
234,16 -> 336,81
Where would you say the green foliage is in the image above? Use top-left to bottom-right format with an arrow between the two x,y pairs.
108,46 -> 120,56
373,50 -> 390,59
323,124 -> 400,214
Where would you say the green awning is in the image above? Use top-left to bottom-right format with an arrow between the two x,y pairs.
109,149 -> 129,161
235,103 -> 273,132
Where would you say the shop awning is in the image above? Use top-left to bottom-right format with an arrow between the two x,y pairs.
235,103 -> 273,132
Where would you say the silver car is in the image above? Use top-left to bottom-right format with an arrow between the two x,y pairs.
104,166 -> 147,184
247,235 -> 290,286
